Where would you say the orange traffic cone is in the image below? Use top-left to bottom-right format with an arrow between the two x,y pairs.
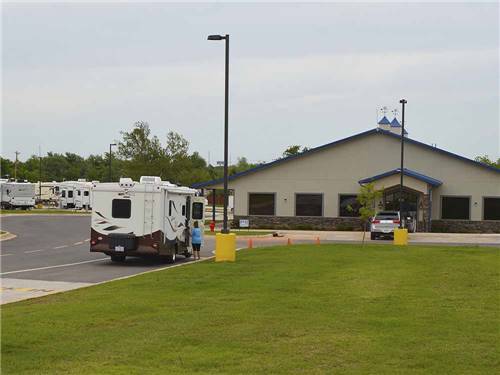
315,237 -> 321,245
248,238 -> 253,249
287,238 -> 292,246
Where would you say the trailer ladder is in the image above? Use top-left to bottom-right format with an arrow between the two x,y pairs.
143,183 -> 155,236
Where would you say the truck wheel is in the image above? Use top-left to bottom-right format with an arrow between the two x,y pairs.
110,255 -> 126,262
370,232 -> 377,240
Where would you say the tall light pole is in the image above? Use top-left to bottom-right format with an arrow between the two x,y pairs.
109,143 -> 116,182
399,99 -> 407,229
208,34 -> 230,234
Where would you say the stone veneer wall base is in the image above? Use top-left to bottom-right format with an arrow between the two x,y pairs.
232,216 -> 500,233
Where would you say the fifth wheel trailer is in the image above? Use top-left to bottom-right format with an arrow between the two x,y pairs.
0,181 -> 36,209
90,176 -> 206,262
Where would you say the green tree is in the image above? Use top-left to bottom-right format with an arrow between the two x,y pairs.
0,157 -> 14,178
282,145 -> 302,158
475,155 -> 500,169
357,183 -> 383,243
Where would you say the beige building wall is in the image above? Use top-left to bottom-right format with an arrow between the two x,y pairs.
206,131 -> 500,221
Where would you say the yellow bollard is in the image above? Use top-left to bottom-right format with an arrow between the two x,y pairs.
287,238 -> 292,246
393,228 -> 408,246
248,238 -> 253,249
215,233 -> 236,262
315,237 -> 321,245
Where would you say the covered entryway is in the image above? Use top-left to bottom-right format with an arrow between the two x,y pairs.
359,168 -> 443,232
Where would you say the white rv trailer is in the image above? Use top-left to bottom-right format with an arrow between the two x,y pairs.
0,181 -> 36,209
90,176 -> 206,262
59,179 -> 88,209
59,181 -> 75,208
74,181 -> 95,210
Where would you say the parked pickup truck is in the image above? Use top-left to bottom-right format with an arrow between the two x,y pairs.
370,211 -> 400,240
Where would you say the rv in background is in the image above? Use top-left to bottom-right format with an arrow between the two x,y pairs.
59,181 -> 75,208
35,181 -> 59,206
59,179 -> 89,209
0,181 -> 36,209
75,181 -> 96,210
90,176 -> 206,263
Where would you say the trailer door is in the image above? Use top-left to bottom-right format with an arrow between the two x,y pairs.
191,197 -> 206,232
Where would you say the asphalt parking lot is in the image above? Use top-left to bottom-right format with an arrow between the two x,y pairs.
1,215 -> 226,303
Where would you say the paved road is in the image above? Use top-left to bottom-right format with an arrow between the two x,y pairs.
0,215 -> 220,284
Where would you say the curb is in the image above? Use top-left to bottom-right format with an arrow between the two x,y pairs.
0,232 -> 17,242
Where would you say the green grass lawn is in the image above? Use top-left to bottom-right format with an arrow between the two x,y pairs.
2,244 -> 499,374
204,229 -> 275,236
0,209 -> 90,215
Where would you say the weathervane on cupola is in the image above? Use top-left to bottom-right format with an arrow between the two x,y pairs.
377,106 -> 391,131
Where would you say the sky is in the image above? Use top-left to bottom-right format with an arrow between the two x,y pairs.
2,2 -> 499,164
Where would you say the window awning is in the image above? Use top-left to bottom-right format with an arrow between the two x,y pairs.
359,168 -> 442,187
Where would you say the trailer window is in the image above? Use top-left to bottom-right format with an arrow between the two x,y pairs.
68,191 -> 73,198
169,200 -> 173,216
61,190 -> 66,198
112,199 -> 131,219
182,205 -> 186,216
192,202 -> 203,220
77,190 -> 81,196
84,191 -> 89,197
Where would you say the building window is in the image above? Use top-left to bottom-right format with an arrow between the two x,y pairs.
295,194 -> 323,216
441,196 -> 470,220
339,194 -> 360,217
484,197 -> 500,220
249,193 -> 275,215
112,199 -> 131,219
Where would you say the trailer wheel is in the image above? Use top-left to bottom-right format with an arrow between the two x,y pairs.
110,255 -> 126,262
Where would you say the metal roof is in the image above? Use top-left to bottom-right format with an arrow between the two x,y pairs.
191,128 -> 500,188
390,118 -> 401,127
377,116 -> 391,125
358,168 -> 443,187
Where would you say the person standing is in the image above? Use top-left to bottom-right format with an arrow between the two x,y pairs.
191,221 -> 202,260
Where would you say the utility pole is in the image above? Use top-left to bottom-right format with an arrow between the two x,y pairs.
14,151 -> 20,181
39,146 -> 42,200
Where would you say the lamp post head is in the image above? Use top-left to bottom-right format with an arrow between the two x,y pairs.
110,143 -> 117,147
207,35 -> 225,41
207,34 -> 229,40
399,99 -> 407,104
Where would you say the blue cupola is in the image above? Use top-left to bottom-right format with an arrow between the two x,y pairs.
378,116 -> 390,125
390,117 -> 401,127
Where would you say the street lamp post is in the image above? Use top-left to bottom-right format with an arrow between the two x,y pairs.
399,99 -> 407,229
208,34 -> 230,234
109,143 -> 117,182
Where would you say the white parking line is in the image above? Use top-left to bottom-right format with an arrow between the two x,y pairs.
53,245 -> 68,249
24,249 -> 45,253
84,239 -> 90,242
0,258 -> 108,276
0,253 -> 13,257
73,241 -> 84,245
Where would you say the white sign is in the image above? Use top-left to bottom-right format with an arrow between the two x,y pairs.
239,219 -> 249,228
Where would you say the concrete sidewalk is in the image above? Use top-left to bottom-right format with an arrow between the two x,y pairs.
266,230 -> 500,246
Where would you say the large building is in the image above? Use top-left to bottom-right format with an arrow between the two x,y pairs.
194,120 -> 500,233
